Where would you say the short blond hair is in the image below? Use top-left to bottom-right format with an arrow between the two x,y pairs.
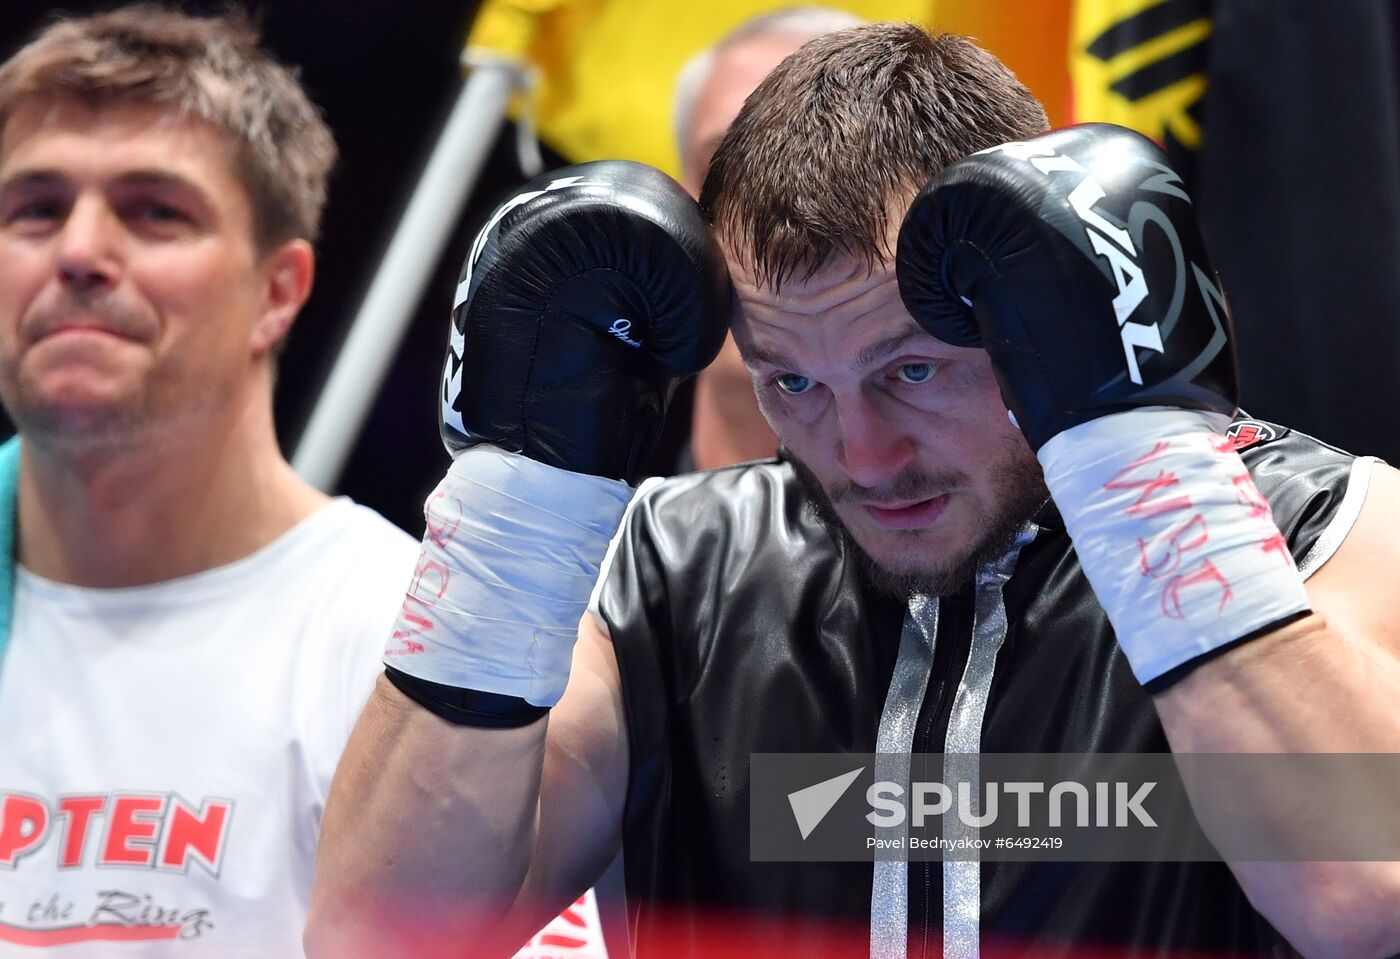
0,4 -> 336,250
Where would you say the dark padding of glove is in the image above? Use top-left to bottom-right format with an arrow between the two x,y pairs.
440,160 -> 731,484
897,123 -> 1238,452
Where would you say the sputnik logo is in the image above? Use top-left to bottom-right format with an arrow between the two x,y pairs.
787,767 -> 864,840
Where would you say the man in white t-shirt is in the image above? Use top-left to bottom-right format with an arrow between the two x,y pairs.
0,8 -> 419,955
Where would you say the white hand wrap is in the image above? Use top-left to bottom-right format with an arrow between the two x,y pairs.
1037,409 -> 1311,685
384,447 -> 632,706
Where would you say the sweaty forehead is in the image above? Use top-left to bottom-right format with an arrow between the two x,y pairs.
729,251 -> 936,362
730,251 -> 895,319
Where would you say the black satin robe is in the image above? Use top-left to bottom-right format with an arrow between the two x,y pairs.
596,422 -> 1360,958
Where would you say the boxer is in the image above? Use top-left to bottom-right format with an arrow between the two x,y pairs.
311,24 -> 1400,959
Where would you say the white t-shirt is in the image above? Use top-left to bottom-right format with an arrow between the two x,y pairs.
0,499 -> 418,957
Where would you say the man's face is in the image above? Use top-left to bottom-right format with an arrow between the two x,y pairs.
732,253 -> 1048,597
0,97 -> 291,451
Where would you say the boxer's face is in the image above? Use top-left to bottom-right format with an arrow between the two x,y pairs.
0,96 -> 304,451
732,253 -> 1047,596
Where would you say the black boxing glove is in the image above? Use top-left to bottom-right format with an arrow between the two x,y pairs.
385,162 -> 730,725
897,124 -> 1310,689
897,122 -> 1236,453
441,159 -> 730,481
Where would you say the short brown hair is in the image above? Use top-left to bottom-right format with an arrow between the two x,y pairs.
0,4 -> 336,250
701,23 -> 1048,289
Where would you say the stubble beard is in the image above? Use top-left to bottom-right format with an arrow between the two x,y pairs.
6,360 -> 165,455
786,440 -> 1049,600
4,296 -> 177,454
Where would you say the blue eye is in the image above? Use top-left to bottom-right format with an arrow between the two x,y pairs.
774,373 -> 813,395
896,363 -> 936,385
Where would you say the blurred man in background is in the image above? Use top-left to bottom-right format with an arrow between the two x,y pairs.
670,7 -> 863,472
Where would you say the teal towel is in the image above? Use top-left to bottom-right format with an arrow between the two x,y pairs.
0,436 -> 19,666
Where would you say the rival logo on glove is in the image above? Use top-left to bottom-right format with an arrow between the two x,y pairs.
982,140 -> 1166,386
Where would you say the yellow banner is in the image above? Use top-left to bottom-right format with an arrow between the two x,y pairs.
467,0 -> 1074,177
1070,0 -> 1210,149
932,0 -> 1072,127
